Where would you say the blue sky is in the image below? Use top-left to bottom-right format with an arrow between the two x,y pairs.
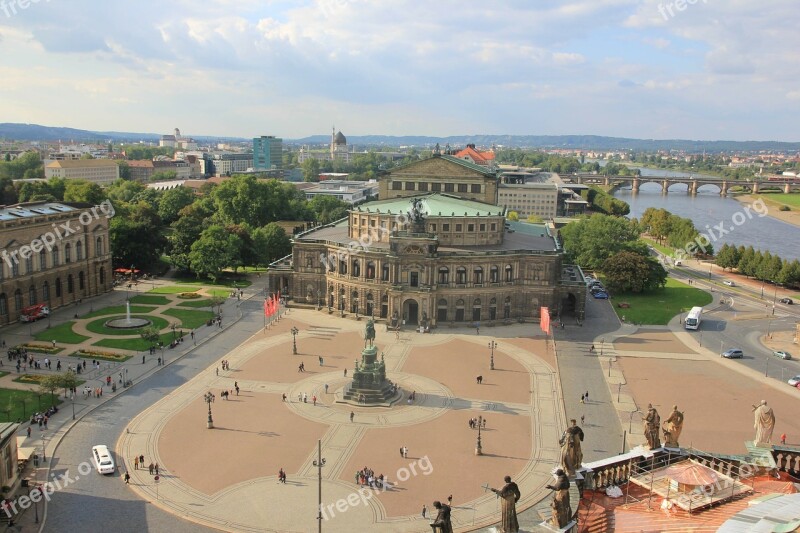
1,0 -> 798,141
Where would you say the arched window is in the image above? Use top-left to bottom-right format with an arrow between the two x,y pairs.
339,259 -> 347,275
489,297 -> 497,320
437,298 -> 448,322
25,255 -> 33,274
14,289 -> 22,311
456,267 -> 467,284
503,295 -> 512,319
381,263 -> 390,281
11,261 -> 18,277
455,298 -> 465,322
352,260 -> 361,277
28,286 -> 37,305
55,278 -> 62,298
0,294 -> 6,317
65,243 -> 72,263
39,248 -> 47,271
42,282 -> 50,302
99,267 -> 105,284
505,264 -> 513,282
366,262 -> 375,279
438,267 -> 449,284
67,275 -> 74,294
95,236 -> 104,256
76,240 -> 83,260
472,298 -> 482,322
79,271 -> 85,291
473,267 -> 483,284
490,266 -> 499,283
52,246 -> 60,267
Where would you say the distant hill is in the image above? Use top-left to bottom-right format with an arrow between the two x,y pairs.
288,134 -> 800,153
2,123 -> 798,152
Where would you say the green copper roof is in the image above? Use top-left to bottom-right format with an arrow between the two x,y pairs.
354,193 -> 505,217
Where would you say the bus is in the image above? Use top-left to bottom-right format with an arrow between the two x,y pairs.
685,307 -> 703,330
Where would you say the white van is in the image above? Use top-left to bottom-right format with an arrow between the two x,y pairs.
674,260 -> 683,266
92,445 -> 116,475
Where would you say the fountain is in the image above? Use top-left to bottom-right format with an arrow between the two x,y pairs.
337,319 -> 400,406
105,300 -> 152,329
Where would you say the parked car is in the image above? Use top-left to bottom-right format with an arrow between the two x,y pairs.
721,348 -> 744,359
779,298 -> 793,304
788,375 -> 800,387
592,291 -> 609,299
723,280 -> 735,287
590,286 -> 606,294
773,350 -> 792,360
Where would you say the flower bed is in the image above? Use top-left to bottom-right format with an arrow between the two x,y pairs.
13,374 -> 47,385
71,349 -> 131,362
18,343 -> 64,355
177,292 -> 202,299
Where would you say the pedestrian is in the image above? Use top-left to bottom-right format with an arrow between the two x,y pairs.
590,344 -> 595,353
580,393 -> 585,404
298,364 -> 303,372
781,433 -> 787,445
312,395 -> 317,406
400,447 -> 404,457
155,463 -> 159,476
319,356 -> 323,366
324,383 -> 329,394
142,355 -> 145,364
585,390 -> 589,402
124,471 -> 130,484
395,329 -> 400,340
140,454 -> 144,465
476,323 -> 480,335
403,446 -> 408,458
344,368 -> 347,377
282,393 -> 287,402
580,415 -> 585,426
26,427 -> 31,438
350,411 -> 355,422
216,367 -> 219,376
303,392 -> 307,403
422,504 -> 427,519
191,330 -> 194,339
476,375 -> 482,384
148,463 -> 154,475
52,340 -> 56,348
134,456 -> 139,470
447,494 -> 453,505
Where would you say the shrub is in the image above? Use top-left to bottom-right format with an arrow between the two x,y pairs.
177,292 -> 202,299
779,205 -> 790,211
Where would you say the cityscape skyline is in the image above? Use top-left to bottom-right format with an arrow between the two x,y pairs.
1,1 -> 799,141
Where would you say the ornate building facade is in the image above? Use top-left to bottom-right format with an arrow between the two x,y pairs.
267,156 -> 586,326
0,202 -> 113,325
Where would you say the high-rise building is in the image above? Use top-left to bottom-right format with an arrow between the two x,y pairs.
253,136 -> 283,171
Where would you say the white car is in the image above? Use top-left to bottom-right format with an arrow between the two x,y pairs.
773,351 -> 792,360
788,375 -> 800,387
723,280 -> 735,287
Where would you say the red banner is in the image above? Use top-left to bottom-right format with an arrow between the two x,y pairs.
540,307 -> 551,335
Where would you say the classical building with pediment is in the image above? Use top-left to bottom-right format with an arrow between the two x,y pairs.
267,154 -> 586,327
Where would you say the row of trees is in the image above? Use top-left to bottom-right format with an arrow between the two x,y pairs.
715,244 -> 800,285
559,214 -> 668,293
586,187 -> 630,216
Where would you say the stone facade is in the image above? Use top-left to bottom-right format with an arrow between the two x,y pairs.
0,202 -> 113,325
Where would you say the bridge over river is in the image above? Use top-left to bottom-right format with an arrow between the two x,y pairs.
563,172 -> 800,195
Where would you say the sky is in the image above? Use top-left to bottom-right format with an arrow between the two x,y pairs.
0,0 -> 798,141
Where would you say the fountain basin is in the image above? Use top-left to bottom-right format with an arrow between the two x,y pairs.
104,316 -> 152,329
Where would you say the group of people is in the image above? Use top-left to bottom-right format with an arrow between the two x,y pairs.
221,360 -> 231,371
297,362 -> 306,372
30,408 -> 55,427
277,468 -> 287,483
468,417 -> 486,430
83,386 -> 104,398
355,467 -> 388,489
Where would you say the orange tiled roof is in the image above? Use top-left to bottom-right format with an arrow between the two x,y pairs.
453,146 -> 495,165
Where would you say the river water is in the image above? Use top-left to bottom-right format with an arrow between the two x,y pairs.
609,167 -> 800,262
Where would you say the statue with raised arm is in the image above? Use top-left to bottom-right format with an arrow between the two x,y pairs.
663,405 -> 684,448
490,475 -> 521,532
753,400 -> 775,446
559,419 -> 584,476
429,500 -> 452,533
364,319 -> 376,347
643,403 -> 661,449
546,469 -> 572,528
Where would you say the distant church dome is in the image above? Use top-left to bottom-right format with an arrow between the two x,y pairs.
334,131 -> 347,145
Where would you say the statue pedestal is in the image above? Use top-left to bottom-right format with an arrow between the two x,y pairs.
337,345 -> 399,407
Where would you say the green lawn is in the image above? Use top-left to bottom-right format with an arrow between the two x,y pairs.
93,333 -> 175,352
177,299 -> 215,308
129,295 -> 171,305
170,274 -> 252,288
757,193 -> 800,208
0,388 -> 61,421
34,322 -> 89,344
85,315 -> 169,336
641,237 -> 674,257
82,305 -> 157,318
162,308 -> 214,329
208,289 -> 231,298
148,285 -> 200,294
610,278 -> 713,325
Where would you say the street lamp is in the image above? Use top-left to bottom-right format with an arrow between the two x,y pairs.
475,415 -> 484,456
629,409 -> 641,433
42,433 -> 47,461
487,341 -> 497,370
313,440 -> 326,533
72,395 -> 75,420
771,283 -> 778,316
171,323 -> 177,341
204,392 -> 215,429
291,327 -> 299,355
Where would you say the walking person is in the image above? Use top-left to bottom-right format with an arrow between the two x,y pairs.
134,456 -> 139,470
403,446 -> 408,458
124,471 -> 130,484
580,415 -> 585,426
148,463 -> 154,475
319,356 -> 323,366
422,504 -> 427,519
585,390 -> 589,402
350,411 -> 355,422
324,383 -> 329,394
580,393 -> 585,404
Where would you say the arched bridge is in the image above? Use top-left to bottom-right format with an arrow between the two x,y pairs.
565,173 -> 800,196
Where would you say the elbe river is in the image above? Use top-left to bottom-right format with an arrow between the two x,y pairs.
608,167 -> 800,262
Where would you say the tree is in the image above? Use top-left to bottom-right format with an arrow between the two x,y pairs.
559,214 -> 646,270
157,187 -> 195,224
109,216 -> 168,272
169,202 -> 212,270
189,225 -> 242,281
38,375 -> 60,407
308,195 -> 349,224
715,244 -> 741,271
64,180 -> 105,205
526,214 -> 544,224
252,223 -> 291,266
301,157 -> 322,182
57,371 -> 81,399
507,211 -> 519,222
139,326 -> 161,349
602,251 -> 667,293
737,246 -> 756,277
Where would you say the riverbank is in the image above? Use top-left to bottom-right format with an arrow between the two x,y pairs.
734,193 -> 800,228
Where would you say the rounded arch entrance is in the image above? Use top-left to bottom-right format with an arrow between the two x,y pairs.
402,298 -> 420,325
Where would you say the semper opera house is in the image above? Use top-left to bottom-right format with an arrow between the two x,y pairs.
267,153 -> 587,328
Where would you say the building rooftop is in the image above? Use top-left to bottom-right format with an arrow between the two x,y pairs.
354,193 -> 504,217
0,202 -> 78,221
45,159 -> 118,168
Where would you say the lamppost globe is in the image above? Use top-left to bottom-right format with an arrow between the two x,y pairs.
204,392 -> 215,429
291,327 -> 299,355
487,341 -> 497,370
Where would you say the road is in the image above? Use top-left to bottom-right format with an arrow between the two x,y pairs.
41,298 -> 267,533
